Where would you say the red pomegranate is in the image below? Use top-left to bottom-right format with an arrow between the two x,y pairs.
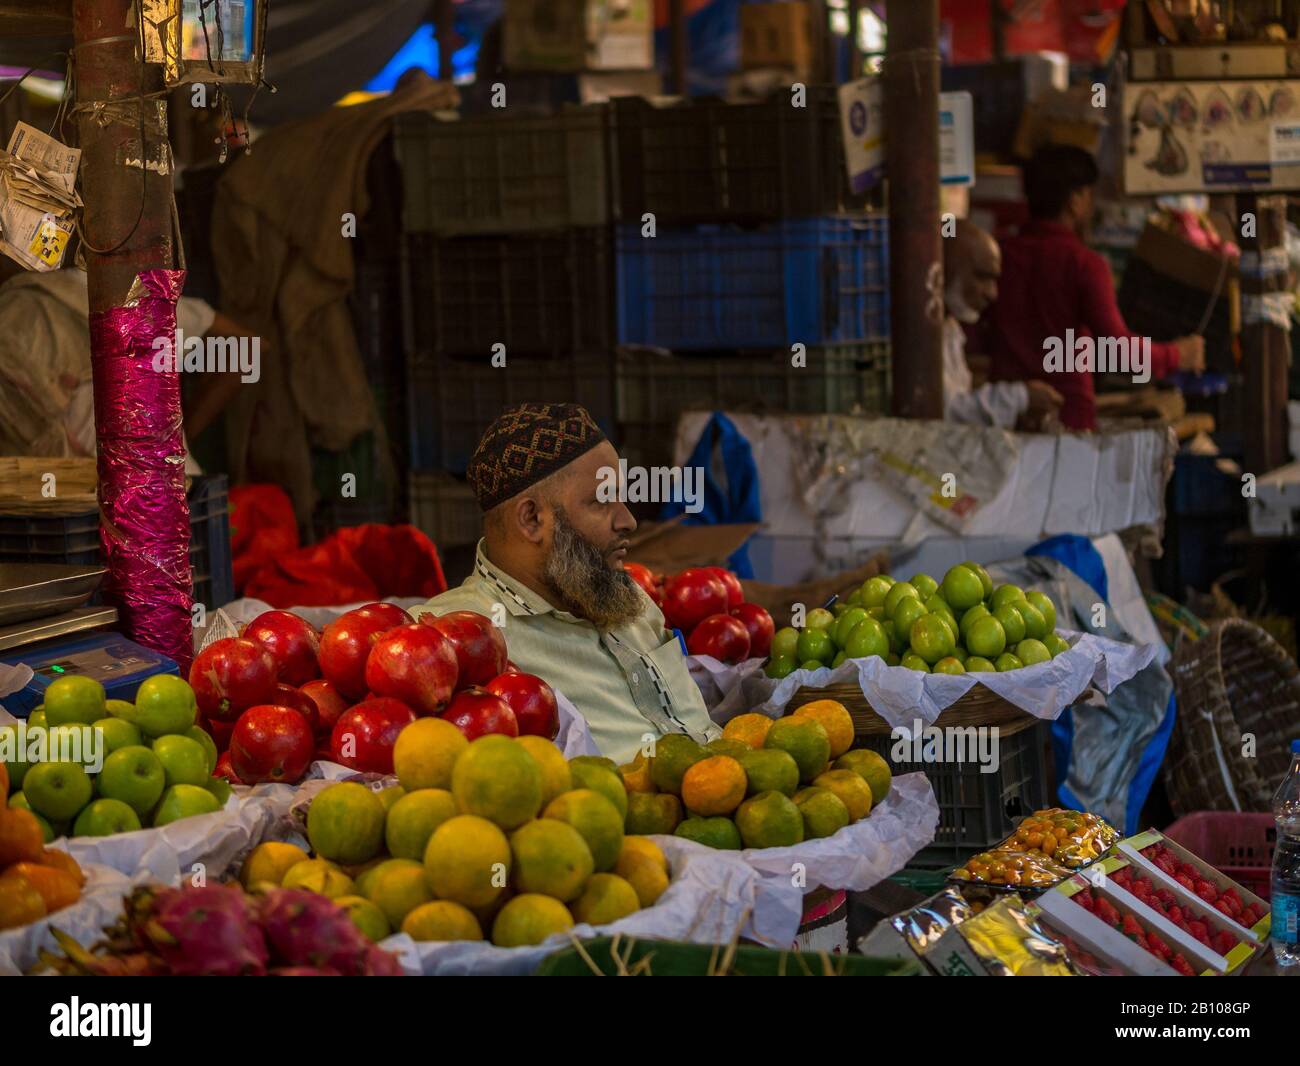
299,679 -> 348,737
189,638 -> 278,722
213,750 -> 243,785
423,611 -> 508,689
661,568 -> 729,632
485,672 -> 559,739
352,602 -> 414,629
229,704 -> 315,785
730,602 -> 775,659
243,610 -> 321,686
623,562 -> 659,599
329,698 -> 417,774
271,682 -> 319,734
319,609 -> 401,701
702,566 -> 745,610
364,623 -> 460,716
441,688 -> 518,740
687,613 -> 752,663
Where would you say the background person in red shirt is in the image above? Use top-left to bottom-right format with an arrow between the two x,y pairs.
986,145 -> 1205,431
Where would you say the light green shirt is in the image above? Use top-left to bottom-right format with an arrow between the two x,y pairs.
412,541 -> 719,763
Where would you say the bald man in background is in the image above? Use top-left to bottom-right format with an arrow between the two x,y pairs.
943,220 -> 1062,430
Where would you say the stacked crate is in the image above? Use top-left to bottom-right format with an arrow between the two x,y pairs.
394,90 -> 892,524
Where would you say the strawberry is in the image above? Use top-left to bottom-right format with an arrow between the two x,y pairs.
1157,888 -> 1176,907
1122,913 -> 1143,939
1195,880 -> 1219,903
1188,919 -> 1208,940
1178,861 -> 1198,879
1213,930 -> 1237,956
1134,933 -> 1151,953
1239,906 -> 1257,927
1077,888 -> 1095,908
1155,857 -> 1178,877
1171,954 -> 1196,976
1175,872 -> 1196,891
1167,904 -> 1183,924
1223,893 -> 1242,916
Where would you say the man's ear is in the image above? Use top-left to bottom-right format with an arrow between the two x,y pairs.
515,495 -> 547,546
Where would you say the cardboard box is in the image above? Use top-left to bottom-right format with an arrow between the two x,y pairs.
740,3 -> 814,76
505,0 -> 653,73
1130,221 -> 1240,299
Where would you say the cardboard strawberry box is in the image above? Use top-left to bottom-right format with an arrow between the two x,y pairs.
1118,829 -> 1271,942
1036,867 -> 1239,976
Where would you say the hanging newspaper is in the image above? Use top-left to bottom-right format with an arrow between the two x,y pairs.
0,122 -> 81,272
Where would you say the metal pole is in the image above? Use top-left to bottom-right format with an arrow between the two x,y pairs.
884,0 -> 944,419
670,0 -> 688,95
849,0 -> 865,78
436,0 -> 454,82
1238,193 -> 1289,475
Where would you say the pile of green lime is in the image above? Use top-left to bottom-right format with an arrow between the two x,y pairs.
764,563 -> 1068,677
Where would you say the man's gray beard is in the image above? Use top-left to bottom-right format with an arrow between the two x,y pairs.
541,510 -> 644,630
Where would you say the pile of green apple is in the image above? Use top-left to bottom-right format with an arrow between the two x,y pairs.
764,562 -> 1069,678
1,674 -> 230,842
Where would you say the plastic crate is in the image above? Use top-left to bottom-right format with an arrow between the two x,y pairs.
408,353 -> 617,474
1163,811 -> 1277,902
615,217 -> 889,350
409,471 -> 482,549
0,475 -> 233,610
403,229 -> 614,358
394,108 -> 610,236
853,722 -> 1051,868
611,89 -> 869,223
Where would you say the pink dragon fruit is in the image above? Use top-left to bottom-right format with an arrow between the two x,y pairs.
142,885 -> 269,976
258,888 -> 403,976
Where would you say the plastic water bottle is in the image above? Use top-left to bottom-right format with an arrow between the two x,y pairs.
1271,739 -> 1300,966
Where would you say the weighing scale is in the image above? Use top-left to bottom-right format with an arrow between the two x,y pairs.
0,563 -> 179,718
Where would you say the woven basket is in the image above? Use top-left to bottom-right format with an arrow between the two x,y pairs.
1164,618 -> 1300,815
786,682 -> 1040,737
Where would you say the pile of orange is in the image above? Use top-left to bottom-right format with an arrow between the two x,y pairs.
0,763 -> 86,931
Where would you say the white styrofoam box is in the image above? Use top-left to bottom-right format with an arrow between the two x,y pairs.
1249,460 -> 1300,537
675,413 -> 1170,544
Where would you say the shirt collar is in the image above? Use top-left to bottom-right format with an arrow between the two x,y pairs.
472,540 -> 554,618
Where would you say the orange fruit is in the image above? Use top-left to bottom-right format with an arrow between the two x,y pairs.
619,754 -> 655,794
36,849 -> 85,886
0,872 -> 45,930
0,807 -> 46,868
680,755 -> 747,817
5,862 -> 81,912
722,713 -> 774,750
792,700 -> 855,758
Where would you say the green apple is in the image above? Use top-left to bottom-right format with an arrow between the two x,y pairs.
73,797 -> 142,836
993,604 -> 1027,645
960,603 -> 991,639
831,603 -> 849,617
994,652 -> 1024,672
1015,639 -> 1052,667
833,607 -> 869,648
843,617 -> 889,660
119,674 -> 197,738
43,723 -> 102,771
204,776 -> 232,806
830,650 -> 847,667
26,709 -> 47,731
44,675 -> 107,726
1017,602 -> 1048,641
796,627 -> 835,664
967,615 -> 1008,659
184,726 -> 219,775
804,607 -> 835,631
884,581 -> 920,618
990,584 -> 1028,612
23,761 -> 93,821
105,698 -> 136,718
964,656 -> 996,672
1044,633 -> 1070,657
962,561 -> 994,600
0,723 -> 31,789
941,564 -> 985,610
152,783 -> 221,826
98,745 -> 166,816
8,793 -> 56,842
1025,590 -> 1057,633
770,627 -> 800,660
933,656 -> 966,675
151,734 -> 211,789
844,587 -> 863,607
765,655 -> 797,679
92,717 -> 143,755
909,573 -> 939,600
858,576 -> 893,609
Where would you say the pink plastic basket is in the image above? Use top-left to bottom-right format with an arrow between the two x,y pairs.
1162,811 -> 1277,901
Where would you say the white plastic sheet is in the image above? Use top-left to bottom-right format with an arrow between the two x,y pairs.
709,631 -> 1157,729
0,860 -> 150,976
686,654 -> 767,710
62,785 -> 298,884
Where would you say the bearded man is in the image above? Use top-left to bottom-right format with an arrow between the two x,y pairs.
413,403 -> 719,761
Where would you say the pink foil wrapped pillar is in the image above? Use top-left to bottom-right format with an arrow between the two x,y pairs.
90,269 -> 193,673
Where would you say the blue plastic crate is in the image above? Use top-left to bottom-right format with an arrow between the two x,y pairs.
615,217 -> 889,351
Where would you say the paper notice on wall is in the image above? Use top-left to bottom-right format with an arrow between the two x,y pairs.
839,79 -> 975,192
1270,120 -> 1300,164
